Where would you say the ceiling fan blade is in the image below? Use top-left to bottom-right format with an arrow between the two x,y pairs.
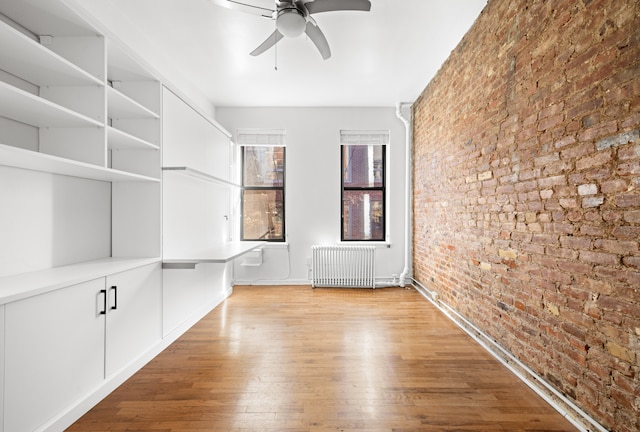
250,30 -> 284,56
210,0 -> 275,18
305,0 -> 371,14
305,21 -> 331,60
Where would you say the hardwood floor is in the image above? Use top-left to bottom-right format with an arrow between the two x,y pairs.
68,285 -> 577,431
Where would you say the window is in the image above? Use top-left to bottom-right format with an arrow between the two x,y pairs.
341,131 -> 388,241
239,130 -> 285,242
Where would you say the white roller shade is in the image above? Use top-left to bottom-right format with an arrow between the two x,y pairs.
340,130 -> 389,146
237,129 -> 286,146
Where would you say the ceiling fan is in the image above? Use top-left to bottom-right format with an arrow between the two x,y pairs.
211,0 -> 372,60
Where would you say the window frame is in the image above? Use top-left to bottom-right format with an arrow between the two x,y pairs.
340,142 -> 387,242
240,145 -> 286,242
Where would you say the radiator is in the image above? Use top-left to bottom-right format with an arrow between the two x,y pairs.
311,245 -> 376,288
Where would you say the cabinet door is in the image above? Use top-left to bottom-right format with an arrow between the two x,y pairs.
105,263 -> 162,377
4,278 -> 105,432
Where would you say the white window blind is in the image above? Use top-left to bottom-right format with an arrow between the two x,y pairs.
340,130 -> 389,146
237,129 -> 286,146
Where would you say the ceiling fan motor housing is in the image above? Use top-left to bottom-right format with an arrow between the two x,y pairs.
276,7 -> 306,38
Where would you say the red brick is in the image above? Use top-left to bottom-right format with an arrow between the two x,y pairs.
600,179 -> 628,194
577,121 -> 618,142
411,1 -> 640,430
575,151 -> 612,171
616,193 -> 640,208
579,250 -> 620,266
593,239 -> 638,254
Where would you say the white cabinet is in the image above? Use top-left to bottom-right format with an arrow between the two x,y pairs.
105,263 -> 162,377
3,263 -> 161,432
4,278 -> 105,432
0,3 -> 163,429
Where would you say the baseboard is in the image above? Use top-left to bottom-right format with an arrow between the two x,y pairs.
232,279 -> 311,286
42,286 -> 233,432
411,279 -> 607,432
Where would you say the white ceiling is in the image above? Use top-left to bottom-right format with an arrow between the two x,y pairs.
72,0 -> 486,109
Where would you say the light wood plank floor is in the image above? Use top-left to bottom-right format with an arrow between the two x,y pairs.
69,285 -> 577,431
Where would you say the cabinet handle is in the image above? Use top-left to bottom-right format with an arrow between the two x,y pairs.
111,285 -> 118,310
100,289 -> 107,315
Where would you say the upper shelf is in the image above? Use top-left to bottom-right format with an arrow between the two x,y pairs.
0,81 -> 103,128
107,86 -> 159,120
0,20 -> 103,87
0,143 -> 160,183
107,127 -> 159,151
162,166 -> 241,188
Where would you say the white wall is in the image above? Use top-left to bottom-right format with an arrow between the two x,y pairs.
0,166 -> 111,278
216,107 -> 408,285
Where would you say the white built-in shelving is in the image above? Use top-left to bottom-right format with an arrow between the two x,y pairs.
107,126 -> 159,151
162,166 -> 241,188
0,0 -> 162,291
0,20 -> 103,87
107,85 -> 160,120
0,1 -> 166,428
0,81 -> 103,128
0,143 -> 159,182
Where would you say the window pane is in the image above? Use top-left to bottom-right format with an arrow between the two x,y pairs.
342,145 -> 384,188
243,147 -> 285,187
242,189 -> 284,241
342,190 -> 384,241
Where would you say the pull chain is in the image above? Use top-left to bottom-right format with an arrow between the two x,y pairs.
274,23 -> 278,71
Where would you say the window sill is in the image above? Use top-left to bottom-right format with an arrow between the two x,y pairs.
243,241 -> 289,250
339,241 -> 391,248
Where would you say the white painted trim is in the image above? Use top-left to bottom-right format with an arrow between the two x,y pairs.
233,279 -> 311,286
411,279 -> 607,432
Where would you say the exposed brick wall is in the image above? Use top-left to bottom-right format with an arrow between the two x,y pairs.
412,1 -> 639,430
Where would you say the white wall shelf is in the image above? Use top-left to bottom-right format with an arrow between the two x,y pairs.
107,126 -> 159,151
162,166 -> 240,188
0,81 -> 103,128
107,86 -> 159,120
0,257 -> 161,305
0,143 -> 160,182
0,20 -> 103,87
162,242 -> 264,269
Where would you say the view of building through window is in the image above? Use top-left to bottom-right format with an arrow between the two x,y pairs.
341,143 -> 385,241
241,146 -> 285,241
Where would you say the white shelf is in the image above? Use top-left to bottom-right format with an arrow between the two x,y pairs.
0,143 -> 161,182
162,242 -> 265,269
0,81 -> 103,128
162,166 -> 241,188
0,257 -> 161,305
107,126 -> 159,151
0,20 -> 103,87
107,86 -> 159,120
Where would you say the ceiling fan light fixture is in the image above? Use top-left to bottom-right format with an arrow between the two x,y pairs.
276,8 -> 306,38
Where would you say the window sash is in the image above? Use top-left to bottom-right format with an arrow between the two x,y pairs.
240,144 -> 286,242
340,141 -> 386,242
